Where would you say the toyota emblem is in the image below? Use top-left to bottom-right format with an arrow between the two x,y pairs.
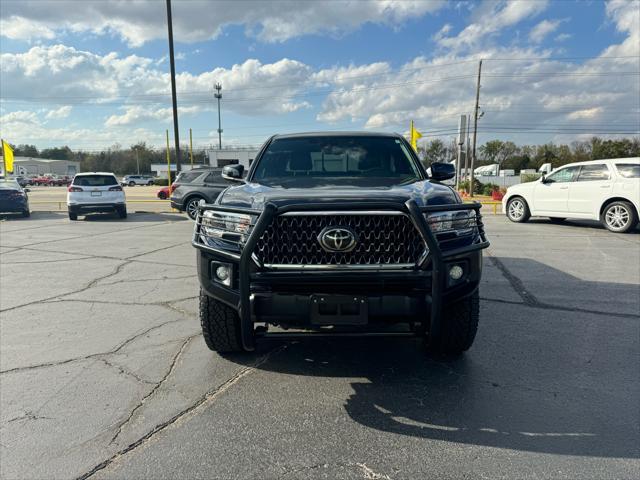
318,226 -> 358,253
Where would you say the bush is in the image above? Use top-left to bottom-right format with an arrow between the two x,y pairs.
481,183 -> 500,196
458,178 -> 483,194
521,173 -> 541,183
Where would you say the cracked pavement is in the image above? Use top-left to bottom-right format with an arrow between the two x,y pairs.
1,212 -> 639,479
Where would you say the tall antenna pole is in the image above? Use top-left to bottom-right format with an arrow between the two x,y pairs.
214,83 -> 223,149
470,59 -> 482,197
189,128 -> 194,168
166,0 -> 181,173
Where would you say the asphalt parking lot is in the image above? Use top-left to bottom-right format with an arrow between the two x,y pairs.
1,212 -> 638,479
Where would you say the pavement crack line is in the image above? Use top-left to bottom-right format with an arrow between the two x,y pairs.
486,253 -> 539,307
0,260 -> 133,314
109,334 -> 197,444
76,343 -> 290,480
0,318 -> 186,375
98,358 -> 155,386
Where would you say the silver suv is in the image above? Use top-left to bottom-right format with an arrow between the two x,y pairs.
121,175 -> 154,186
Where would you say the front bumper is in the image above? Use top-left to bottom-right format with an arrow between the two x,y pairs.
193,201 -> 489,351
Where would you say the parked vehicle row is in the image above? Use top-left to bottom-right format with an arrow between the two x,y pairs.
503,158 -> 640,233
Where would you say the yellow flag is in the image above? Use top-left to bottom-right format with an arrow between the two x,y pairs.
2,140 -> 14,174
410,121 -> 422,151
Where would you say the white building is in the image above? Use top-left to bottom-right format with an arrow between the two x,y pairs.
0,157 -> 81,176
206,147 -> 260,169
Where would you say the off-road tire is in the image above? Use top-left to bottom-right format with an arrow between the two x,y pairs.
506,197 -> 530,223
549,217 -> 565,223
117,206 -> 127,219
199,289 -> 245,353
601,201 -> 638,233
427,290 -> 479,355
68,211 -> 78,221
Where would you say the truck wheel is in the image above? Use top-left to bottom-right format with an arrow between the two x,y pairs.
199,289 -> 245,353
601,201 -> 638,233
506,197 -> 530,223
427,290 -> 479,355
68,211 -> 78,221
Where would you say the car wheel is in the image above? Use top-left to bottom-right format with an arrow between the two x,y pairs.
128,181 -> 135,187
117,206 -> 128,219
426,290 -> 479,356
601,201 -> 638,233
148,180 -> 154,186
68,211 -> 78,221
199,289 -> 247,353
22,209 -> 30,218
158,191 -> 167,200
549,217 -> 566,223
506,197 -> 530,223
185,196 -> 203,220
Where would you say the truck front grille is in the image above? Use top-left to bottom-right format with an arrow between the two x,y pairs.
255,213 -> 425,267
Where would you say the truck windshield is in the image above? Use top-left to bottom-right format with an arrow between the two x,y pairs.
252,136 -> 422,187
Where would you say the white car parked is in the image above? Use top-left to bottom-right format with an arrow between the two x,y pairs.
67,172 -> 127,221
503,158 -> 640,233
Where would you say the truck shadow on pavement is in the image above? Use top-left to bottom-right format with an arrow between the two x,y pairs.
226,257 -> 639,460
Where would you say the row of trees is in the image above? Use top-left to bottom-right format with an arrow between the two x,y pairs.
418,137 -> 639,171
9,136 -> 640,175
10,142 -> 209,175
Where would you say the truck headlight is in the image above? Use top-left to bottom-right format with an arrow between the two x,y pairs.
200,210 -> 254,244
426,210 -> 475,234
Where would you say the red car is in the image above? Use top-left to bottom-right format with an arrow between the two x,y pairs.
157,184 -> 176,200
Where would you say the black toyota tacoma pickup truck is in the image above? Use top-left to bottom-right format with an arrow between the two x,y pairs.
192,132 -> 489,355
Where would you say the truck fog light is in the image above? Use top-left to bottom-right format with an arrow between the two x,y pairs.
212,262 -> 232,287
449,264 -> 464,281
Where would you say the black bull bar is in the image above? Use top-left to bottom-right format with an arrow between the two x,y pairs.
193,200 -> 489,351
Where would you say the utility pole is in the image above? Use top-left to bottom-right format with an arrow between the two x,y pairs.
166,0 -> 181,172
135,148 -> 140,175
214,83 -> 223,149
456,115 -> 467,190
470,59 -> 482,197
464,114 -> 471,182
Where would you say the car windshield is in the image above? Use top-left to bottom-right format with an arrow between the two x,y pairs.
0,181 -> 21,190
252,136 -> 422,188
73,175 -> 117,186
616,163 -> 640,178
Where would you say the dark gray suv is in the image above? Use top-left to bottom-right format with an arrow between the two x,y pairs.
171,167 -> 230,219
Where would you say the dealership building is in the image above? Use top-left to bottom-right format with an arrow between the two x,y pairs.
2,157 -> 81,176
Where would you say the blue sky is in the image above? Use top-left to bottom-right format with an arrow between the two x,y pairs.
0,0 -> 638,151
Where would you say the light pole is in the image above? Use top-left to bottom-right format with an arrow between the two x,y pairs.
166,0 -> 181,172
214,83 -> 223,149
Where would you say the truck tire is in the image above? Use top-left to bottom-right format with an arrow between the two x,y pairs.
199,289 -> 245,353
427,290 -> 479,355
601,201 -> 638,233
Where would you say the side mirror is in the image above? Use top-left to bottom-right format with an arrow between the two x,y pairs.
540,175 -> 548,184
24,188 -> 31,193
428,162 -> 455,181
222,164 -> 245,182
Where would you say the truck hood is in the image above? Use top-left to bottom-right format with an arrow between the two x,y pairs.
217,181 -> 459,210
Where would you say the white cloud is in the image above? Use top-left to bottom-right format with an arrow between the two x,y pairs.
0,0 -> 445,46
555,33 -> 572,42
567,107 -> 602,120
529,19 -> 565,43
437,0 -> 549,51
105,105 -> 201,127
0,16 -> 55,42
45,106 -> 72,120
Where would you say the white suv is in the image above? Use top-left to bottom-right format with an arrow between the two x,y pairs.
67,172 -> 127,221
503,158 -> 639,233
